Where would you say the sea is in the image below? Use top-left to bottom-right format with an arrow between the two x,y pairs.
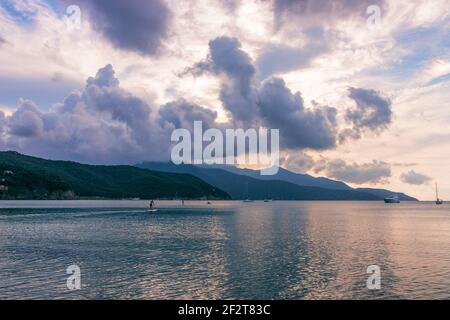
0,200 -> 449,299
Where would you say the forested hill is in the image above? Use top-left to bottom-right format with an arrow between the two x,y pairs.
0,151 -> 230,200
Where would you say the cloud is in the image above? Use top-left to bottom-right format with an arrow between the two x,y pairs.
257,77 -> 338,150
0,51 -> 340,165
280,152 -> 315,173
315,159 -> 391,184
338,128 -> 361,144
185,36 -> 340,150
256,28 -> 328,79
158,99 -> 217,131
392,162 -> 418,167
272,0 -> 385,29
69,0 -> 170,55
400,170 -> 432,185
6,99 -> 43,137
0,64 -> 217,164
185,36 -> 257,125
345,87 -> 392,134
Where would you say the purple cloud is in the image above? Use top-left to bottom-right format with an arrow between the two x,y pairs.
66,0 -> 170,55
185,36 -> 257,126
346,87 -> 392,131
314,159 -> 392,184
400,170 -> 432,185
273,0 -> 386,29
185,36 -> 339,150
0,64 -> 212,164
7,99 -> 44,137
257,77 -> 338,150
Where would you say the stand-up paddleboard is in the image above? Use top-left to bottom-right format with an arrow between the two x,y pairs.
148,200 -> 157,213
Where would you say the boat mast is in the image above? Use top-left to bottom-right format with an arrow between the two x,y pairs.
436,183 -> 439,200
245,181 -> 249,199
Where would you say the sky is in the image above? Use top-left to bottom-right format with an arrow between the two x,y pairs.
0,0 -> 449,200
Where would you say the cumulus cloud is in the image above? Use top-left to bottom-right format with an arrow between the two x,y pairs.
185,36 -> 339,150
185,36 -> 257,125
7,99 -> 43,137
341,87 -> 392,141
69,0 -> 170,55
0,64 -> 217,164
0,53 -> 341,165
257,77 -> 338,150
315,159 -> 391,184
280,152 -> 315,173
158,99 -> 217,131
400,170 -> 432,185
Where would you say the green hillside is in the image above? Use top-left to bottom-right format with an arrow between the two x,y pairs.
0,151 -> 230,200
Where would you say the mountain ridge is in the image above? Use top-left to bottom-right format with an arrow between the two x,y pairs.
203,164 -> 417,201
136,162 -> 418,201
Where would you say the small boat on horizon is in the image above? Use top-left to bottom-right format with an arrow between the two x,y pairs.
263,199 -> 273,202
435,183 -> 443,205
384,195 -> 400,203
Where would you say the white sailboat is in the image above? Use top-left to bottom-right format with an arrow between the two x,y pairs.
243,181 -> 253,202
435,183 -> 443,205
263,188 -> 273,202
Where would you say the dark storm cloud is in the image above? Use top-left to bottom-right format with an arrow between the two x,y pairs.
257,77 -> 338,150
400,170 -> 432,185
315,159 -> 391,184
345,87 -> 392,133
69,0 -> 170,55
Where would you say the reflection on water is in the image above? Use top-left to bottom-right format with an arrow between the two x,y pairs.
0,201 -> 449,299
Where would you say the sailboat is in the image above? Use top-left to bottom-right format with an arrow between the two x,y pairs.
263,189 -> 273,202
243,181 -> 253,202
435,183 -> 443,205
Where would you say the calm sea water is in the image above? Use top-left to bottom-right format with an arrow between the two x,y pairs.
0,201 -> 449,300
